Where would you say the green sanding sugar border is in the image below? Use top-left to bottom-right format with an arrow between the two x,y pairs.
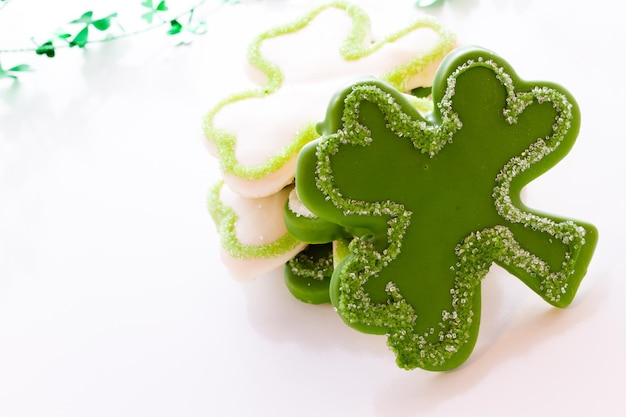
287,248 -> 334,281
202,1 -> 456,181
207,181 -> 303,259
313,56 -> 585,369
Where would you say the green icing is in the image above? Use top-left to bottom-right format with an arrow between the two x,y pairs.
284,243 -> 334,304
208,181 -> 302,260
288,46 -> 598,371
202,1 -> 456,181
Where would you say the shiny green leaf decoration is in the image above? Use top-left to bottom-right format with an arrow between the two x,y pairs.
0,61 -> 32,80
68,11 -> 118,48
141,0 -> 169,24
168,19 -> 183,35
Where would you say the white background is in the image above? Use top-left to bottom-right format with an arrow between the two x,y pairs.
1,0 -> 624,416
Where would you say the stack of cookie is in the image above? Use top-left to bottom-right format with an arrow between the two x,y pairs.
203,2 -> 597,371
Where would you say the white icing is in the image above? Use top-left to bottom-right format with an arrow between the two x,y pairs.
287,187 -> 316,218
223,157 -> 297,199
212,7 -> 450,198
219,246 -> 306,281
219,183 -> 293,245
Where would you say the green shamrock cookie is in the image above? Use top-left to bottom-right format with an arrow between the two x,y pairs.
284,243 -> 334,304
287,46 -> 598,371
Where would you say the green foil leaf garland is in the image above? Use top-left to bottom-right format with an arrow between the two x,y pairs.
141,0 -> 169,24
0,0 -> 219,80
0,61 -> 31,80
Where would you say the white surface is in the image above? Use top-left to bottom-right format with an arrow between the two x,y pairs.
0,1 -> 624,416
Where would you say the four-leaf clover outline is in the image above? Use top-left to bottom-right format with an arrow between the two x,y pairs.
289,46 -> 598,370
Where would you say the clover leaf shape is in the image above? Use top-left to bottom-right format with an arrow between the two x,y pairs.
203,1 -> 456,198
289,46 -> 598,371
208,181 -> 306,279
206,2 -> 456,280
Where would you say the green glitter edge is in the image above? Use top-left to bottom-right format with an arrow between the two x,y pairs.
207,181 -> 303,259
287,246 -> 334,281
202,1 -> 456,181
283,243 -> 334,304
309,48 -> 596,370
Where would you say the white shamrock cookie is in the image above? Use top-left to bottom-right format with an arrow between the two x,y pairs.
206,2 -> 455,279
